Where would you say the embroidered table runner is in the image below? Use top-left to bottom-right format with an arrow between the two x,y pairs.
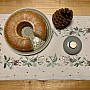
0,14 -> 90,80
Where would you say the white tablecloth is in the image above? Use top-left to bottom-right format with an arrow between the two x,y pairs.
0,14 -> 90,80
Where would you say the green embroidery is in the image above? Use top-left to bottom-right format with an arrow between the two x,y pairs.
53,27 -> 90,37
0,26 -> 3,35
3,54 -> 89,69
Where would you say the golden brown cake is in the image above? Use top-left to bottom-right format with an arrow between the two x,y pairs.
4,10 -> 47,51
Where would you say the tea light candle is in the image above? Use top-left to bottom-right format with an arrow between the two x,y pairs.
63,36 -> 82,55
69,41 -> 77,49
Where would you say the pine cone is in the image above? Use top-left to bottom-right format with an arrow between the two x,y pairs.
52,8 -> 73,29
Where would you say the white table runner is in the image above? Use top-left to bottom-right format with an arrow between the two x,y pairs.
0,14 -> 90,80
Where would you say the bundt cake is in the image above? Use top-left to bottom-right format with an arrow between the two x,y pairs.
4,10 -> 47,51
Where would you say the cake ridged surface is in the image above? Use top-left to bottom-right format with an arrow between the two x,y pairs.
4,10 -> 47,51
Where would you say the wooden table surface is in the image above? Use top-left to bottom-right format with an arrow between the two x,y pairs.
0,0 -> 90,90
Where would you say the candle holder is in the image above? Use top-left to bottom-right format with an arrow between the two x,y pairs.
63,36 -> 82,55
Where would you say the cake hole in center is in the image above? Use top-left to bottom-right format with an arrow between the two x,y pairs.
69,41 -> 77,49
17,22 -> 33,38
22,26 -> 34,38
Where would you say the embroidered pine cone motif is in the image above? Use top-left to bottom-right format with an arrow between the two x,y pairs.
52,8 -> 73,29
